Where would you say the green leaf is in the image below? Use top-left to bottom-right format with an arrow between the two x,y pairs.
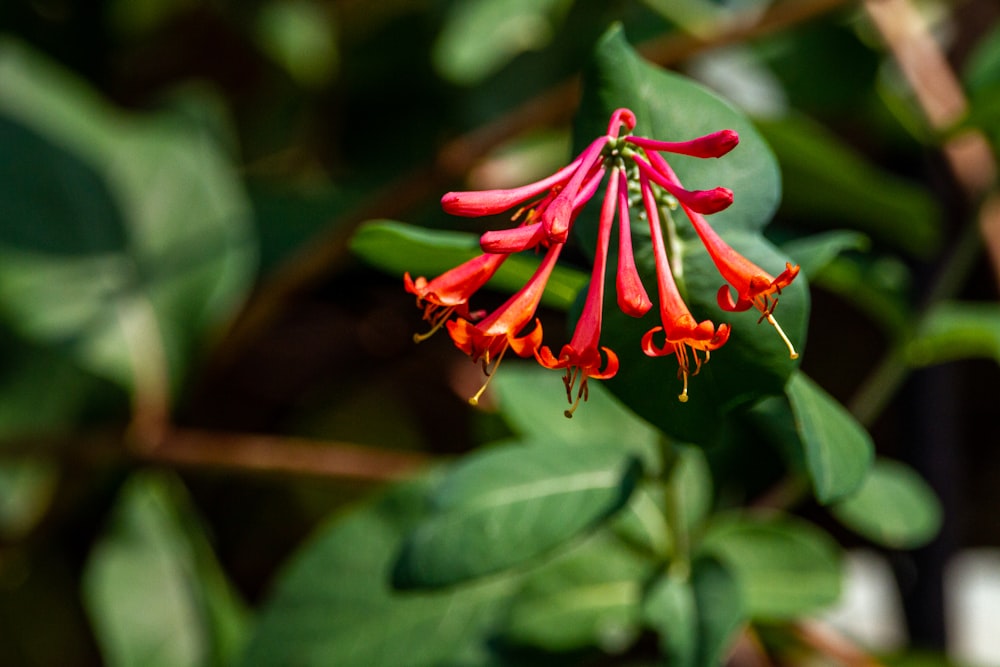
432,0 -> 570,85
780,231 -> 870,280
255,0 -> 338,89
688,557 -> 744,667
907,301 -> 1000,366
699,512 -> 842,620
756,113 -> 942,258
350,219 -> 588,310
82,471 -> 250,667
491,361 -> 663,473
786,371 -> 874,504
831,458 -> 942,549
576,24 -> 782,234
239,474 -> 521,667
393,442 -> 642,588
0,39 -> 256,395
809,252 -> 913,338
643,570 -> 697,667
643,557 -> 744,667
503,530 -> 653,653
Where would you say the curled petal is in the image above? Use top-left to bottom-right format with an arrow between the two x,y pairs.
607,108 -> 637,138
717,284 -> 753,312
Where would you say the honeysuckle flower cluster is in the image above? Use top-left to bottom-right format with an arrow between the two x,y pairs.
405,108 -> 799,416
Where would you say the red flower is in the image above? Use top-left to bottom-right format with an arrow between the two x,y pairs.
652,156 -> 799,359
404,252 -> 509,341
535,166 -> 625,417
637,172 -> 730,402
407,106 -> 797,414
447,243 -> 563,405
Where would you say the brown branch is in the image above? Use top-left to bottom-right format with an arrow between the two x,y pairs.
130,427 -> 432,481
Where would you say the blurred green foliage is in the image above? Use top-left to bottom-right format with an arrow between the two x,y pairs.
1,0 -> 998,666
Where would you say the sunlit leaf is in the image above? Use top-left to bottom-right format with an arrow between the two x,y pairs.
350,219 -> 588,310
393,442 -> 642,588
786,371 -> 873,504
832,458 -> 942,549
699,512 -> 842,619
432,0 -> 570,85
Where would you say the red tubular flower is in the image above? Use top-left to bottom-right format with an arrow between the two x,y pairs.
404,252 -> 509,341
409,106 -> 798,415
633,152 -> 734,215
638,173 -> 730,402
539,136 -> 608,244
536,166 -> 625,417
447,243 -> 563,405
625,129 -> 739,159
614,167 -> 652,317
441,159 -> 582,217
480,166 -> 606,254
652,158 -> 800,359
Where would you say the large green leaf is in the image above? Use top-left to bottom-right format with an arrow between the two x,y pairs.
82,472 -> 250,667
350,219 -> 588,310
831,458 -> 942,549
393,442 -> 642,588
699,512 -> 842,620
502,530 -> 653,653
0,39 -> 256,395
786,371 -> 874,504
239,474 -> 521,667
490,361 -> 663,473
575,24 -> 781,234
570,26 -> 807,443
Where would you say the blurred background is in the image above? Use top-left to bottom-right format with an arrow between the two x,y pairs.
1,0 -> 999,665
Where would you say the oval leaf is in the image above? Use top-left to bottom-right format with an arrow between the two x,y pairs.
786,371 -> 874,504
699,513 -> 842,620
240,475 -> 520,667
491,361 -> 663,473
503,531 -> 652,653
393,443 -> 642,588
575,23 -> 782,234
831,458 -> 942,549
